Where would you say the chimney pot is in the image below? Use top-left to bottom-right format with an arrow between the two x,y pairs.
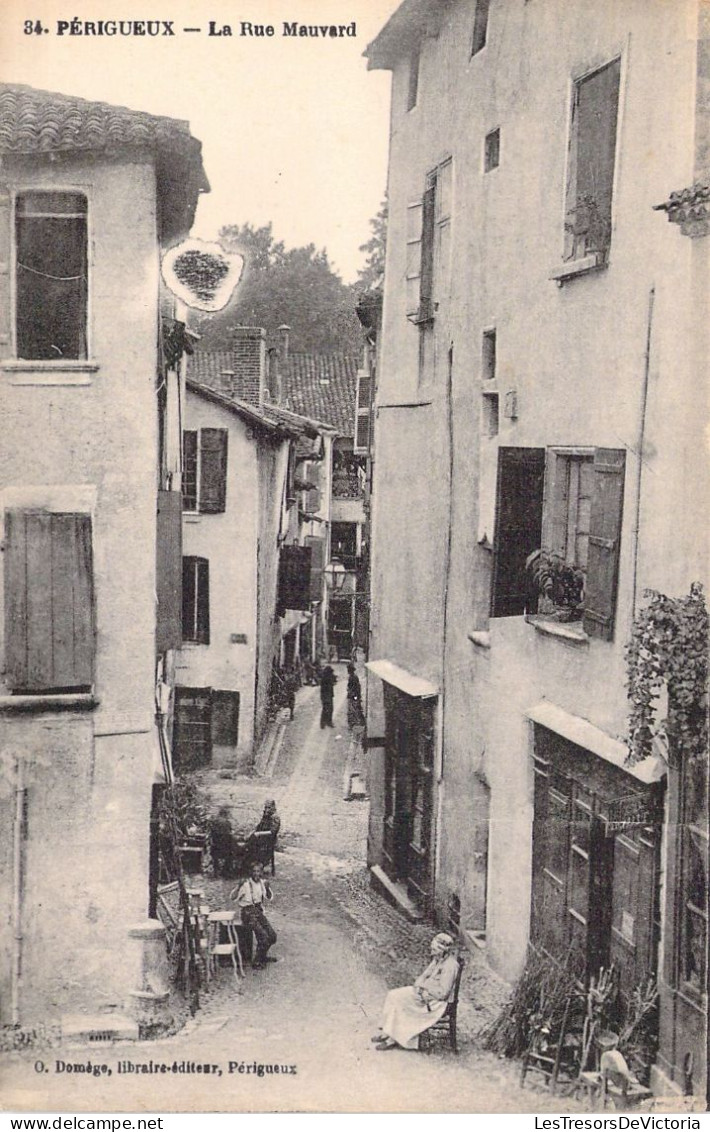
278,324 -> 291,366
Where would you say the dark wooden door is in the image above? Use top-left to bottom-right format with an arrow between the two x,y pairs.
172,687 -> 212,771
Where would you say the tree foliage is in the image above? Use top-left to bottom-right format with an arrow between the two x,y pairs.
355,196 -> 388,292
192,222 -> 362,354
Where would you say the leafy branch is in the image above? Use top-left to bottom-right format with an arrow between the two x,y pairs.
626,583 -> 709,768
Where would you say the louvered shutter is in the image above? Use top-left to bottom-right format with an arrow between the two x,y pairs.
583,448 -> 625,640
278,545 -> 312,612
419,180 -> 436,322
156,490 -> 183,653
4,510 -> 95,691
491,448 -> 545,617
305,535 -> 325,602
0,187 -> 10,361
199,428 -> 228,513
355,372 -> 372,454
405,201 -> 423,317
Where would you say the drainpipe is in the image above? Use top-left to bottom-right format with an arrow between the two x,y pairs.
11,757 -> 25,1026
630,286 -> 655,619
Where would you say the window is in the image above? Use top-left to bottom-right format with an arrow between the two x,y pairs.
482,329 -> 497,381
15,192 -> 88,360
407,46 -> 420,111
564,59 -> 621,263
182,556 -> 210,644
482,392 -> 499,438
4,509 -> 95,691
331,521 -> 357,570
277,544 -> 312,615
484,128 -> 500,172
471,0 -> 490,55
544,452 -> 594,571
406,159 -> 453,326
491,446 -> 625,638
182,429 -> 228,513
354,371 -> 372,454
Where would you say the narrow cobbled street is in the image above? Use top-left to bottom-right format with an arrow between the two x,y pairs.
2,666 -> 578,1114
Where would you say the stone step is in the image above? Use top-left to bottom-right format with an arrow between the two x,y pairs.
369,865 -> 425,923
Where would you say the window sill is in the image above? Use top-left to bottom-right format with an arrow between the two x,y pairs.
526,615 -> 589,644
0,692 -> 99,713
549,254 -> 607,285
467,630 -> 491,650
183,513 -> 201,523
2,360 -> 99,385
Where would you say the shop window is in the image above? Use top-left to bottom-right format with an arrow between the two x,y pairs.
3,509 -> 95,692
182,428 -> 228,513
564,59 -> 621,263
182,556 -> 210,644
15,191 -> 88,360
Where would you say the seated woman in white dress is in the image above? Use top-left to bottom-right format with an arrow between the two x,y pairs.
373,933 -> 459,1050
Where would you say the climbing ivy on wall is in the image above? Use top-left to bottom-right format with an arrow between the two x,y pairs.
626,583 -> 709,768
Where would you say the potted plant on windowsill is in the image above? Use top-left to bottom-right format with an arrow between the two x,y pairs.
526,549 -> 585,623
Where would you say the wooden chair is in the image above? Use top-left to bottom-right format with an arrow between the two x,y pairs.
420,953 -> 465,1054
207,910 -> 244,983
521,995 -> 578,1095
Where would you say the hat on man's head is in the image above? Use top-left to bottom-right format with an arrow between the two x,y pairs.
430,932 -> 454,955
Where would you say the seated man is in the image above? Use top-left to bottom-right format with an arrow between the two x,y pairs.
208,806 -> 234,878
372,933 -> 459,1050
230,862 -> 277,969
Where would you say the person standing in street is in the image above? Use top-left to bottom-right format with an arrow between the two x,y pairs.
231,862 -> 277,969
346,662 -> 365,730
319,664 -> 337,728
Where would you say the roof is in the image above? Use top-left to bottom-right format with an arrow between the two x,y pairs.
186,379 -> 328,442
0,83 -> 208,242
365,0 -> 453,69
189,348 -> 359,438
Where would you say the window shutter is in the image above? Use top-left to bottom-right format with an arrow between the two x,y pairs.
583,448 -> 625,640
419,180 -> 436,322
0,188 -> 10,361
491,448 -> 545,617
182,430 -> 198,512
156,490 -> 183,653
199,428 -> 228,513
4,510 -> 94,691
305,535 -> 325,602
278,545 -> 312,612
405,201 -> 423,317
354,372 -> 372,454
196,558 -> 210,643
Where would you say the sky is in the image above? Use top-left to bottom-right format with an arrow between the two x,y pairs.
2,0 -> 400,281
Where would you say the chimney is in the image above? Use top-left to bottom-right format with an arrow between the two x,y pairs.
267,346 -> 283,406
278,324 -> 290,366
229,326 -> 267,408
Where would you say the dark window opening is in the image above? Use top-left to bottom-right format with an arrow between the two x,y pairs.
564,58 -> 621,262
471,0 -> 490,56
482,329 -> 497,380
484,128 -> 500,172
482,392 -> 499,438
182,428 -> 228,513
15,191 -> 88,360
182,556 -> 210,644
407,46 -> 420,111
